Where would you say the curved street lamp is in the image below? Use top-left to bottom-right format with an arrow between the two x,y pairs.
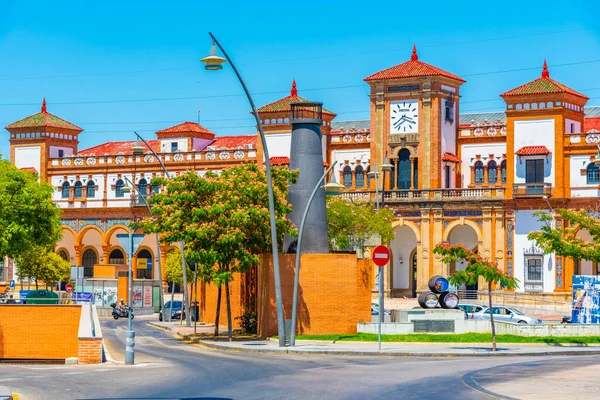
201,33 -> 287,347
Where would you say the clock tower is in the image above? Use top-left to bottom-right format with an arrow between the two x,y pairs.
364,45 -> 465,190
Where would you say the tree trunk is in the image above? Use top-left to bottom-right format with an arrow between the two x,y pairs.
488,282 -> 496,352
35,280 -> 38,290
214,285 -> 222,337
225,280 -> 233,342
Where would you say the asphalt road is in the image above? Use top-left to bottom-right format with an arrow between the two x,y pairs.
1,319 -> 599,400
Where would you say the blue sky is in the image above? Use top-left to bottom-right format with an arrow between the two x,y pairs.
1,0 -> 599,157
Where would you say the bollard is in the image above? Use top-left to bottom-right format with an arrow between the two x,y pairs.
125,330 -> 135,365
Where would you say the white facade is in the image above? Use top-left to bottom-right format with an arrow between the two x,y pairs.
160,137 -> 188,153
570,155 -> 598,197
330,148 -> 371,185
514,210 -> 555,293
49,146 -> 74,158
513,119 -> 555,185
460,143 -> 506,186
389,226 -> 417,290
14,146 -> 41,174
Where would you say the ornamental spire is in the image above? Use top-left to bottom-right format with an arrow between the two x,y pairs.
41,98 -> 47,113
542,59 -> 550,78
291,79 -> 297,96
411,44 -> 418,61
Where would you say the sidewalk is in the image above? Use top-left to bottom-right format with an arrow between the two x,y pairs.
147,321 -> 600,357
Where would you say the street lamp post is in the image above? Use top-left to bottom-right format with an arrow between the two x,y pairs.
134,132 -> 191,328
201,33 -> 287,346
290,161 -> 341,347
123,176 -> 165,323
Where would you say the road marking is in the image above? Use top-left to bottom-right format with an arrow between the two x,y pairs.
93,369 -> 111,372
0,378 -> 21,382
62,372 -> 86,375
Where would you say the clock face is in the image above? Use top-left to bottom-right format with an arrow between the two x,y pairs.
390,100 -> 419,134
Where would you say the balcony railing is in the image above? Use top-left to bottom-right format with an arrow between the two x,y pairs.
339,187 -> 505,202
131,194 -> 153,207
512,183 -> 552,198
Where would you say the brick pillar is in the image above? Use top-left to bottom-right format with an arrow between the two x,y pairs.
102,245 -> 111,265
74,245 -> 83,266
409,158 -> 415,189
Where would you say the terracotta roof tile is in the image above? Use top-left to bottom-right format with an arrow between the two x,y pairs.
269,156 -> 290,166
20,167 -> 38,174
256,80 -> 335,115
78,140 -> 160,156
442,152 -> 462,163
584,117 -> 600,133
365,45 -> 465,82
501,61 -> 588,99
210,135 -> 257,149
515,145 -> 551,156
6,101 -> 82,132
156,121 -> 214,136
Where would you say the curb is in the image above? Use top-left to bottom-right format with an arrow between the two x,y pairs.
146,322 -> 171,332
193,339 -> 600,358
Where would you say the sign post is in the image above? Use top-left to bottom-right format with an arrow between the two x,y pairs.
372,245 -> 391,351
116,233 -> 145,365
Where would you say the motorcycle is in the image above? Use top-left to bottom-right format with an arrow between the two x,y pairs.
561,315 -> 572,324
110,302 -> 134,320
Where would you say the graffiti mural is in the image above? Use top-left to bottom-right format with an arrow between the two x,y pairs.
572,275 -> 600,324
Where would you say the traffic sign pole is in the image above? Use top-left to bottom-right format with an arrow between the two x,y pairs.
372,245 -> 390,352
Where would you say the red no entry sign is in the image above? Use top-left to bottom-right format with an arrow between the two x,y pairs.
372,245 -> 391,267
66,284 -> 73,293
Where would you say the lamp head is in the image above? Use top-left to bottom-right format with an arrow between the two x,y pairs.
593,145 -> 600,165
201,41 -> 227,71
324,172 -> 344,195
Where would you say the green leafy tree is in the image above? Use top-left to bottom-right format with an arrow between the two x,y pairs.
326,197 -> 395,251
433,242 -> 519,352
15,246 -> 70,289
138,164 -> 297,340
528,209 -> 600,263
0,158 -> 62,259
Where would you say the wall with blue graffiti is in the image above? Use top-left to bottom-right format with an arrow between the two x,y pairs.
572,275 -> 600,324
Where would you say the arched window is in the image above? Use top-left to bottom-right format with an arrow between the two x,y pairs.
355,165 -> 364,188
109,249 -> 125,265
74,181 -> 83,198
474,161 -> 484,184
151,182 -> 160,194
58,250 -> 69,261
343,166 -> 352,188
82,249 -> 97,277
87,181 -> 95,198
115,179 -> 125,198
501,160 -> 507,184
587,163 -> 599,184
397,149 -> 411,189
62,182 -> 70,199
136,249 -> 153,279
488,161 -> 497,184
138,178 -> 147,195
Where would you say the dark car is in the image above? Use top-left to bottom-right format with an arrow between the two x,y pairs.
159,300 -> 186,321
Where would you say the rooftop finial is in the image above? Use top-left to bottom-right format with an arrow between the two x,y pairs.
41,98 -> 47,113
291,79 -> 297,96
542,59 -> 550,78
411,44 -> 418,61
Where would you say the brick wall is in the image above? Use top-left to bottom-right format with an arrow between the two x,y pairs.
257,254 -> 372,337
78,337 -> 102,363
196,270 -> 254,330
0,305 -> 80,360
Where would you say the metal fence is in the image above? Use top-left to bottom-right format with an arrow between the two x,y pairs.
455,289 -> 571,312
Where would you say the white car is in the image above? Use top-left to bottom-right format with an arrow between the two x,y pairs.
473,306 -> 543,324
457,303 -> 486,319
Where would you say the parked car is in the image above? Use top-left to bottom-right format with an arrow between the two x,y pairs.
473,306 -> 542,324
457,303 -> 486,319
371,303 -> 391,316
159,300 -> 185,321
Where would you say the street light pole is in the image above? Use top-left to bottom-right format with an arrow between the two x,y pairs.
134,132 -> 191,327
202,33 -> 286,346
123,176 -> 164,323
126,231 -> 134,364
290,161 -> 339,347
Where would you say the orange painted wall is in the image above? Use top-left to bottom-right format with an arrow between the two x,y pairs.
257,254 -> 372,337
0,305 -> 80,360
94,265 -> 116,278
